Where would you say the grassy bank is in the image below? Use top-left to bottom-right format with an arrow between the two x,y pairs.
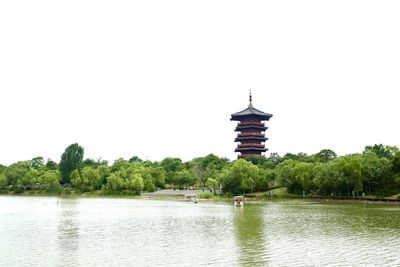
0,188 -> 140,199
1,187 -> 399,204
239,188 -> 400,204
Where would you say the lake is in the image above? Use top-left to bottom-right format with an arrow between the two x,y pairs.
0,196 -> 399,266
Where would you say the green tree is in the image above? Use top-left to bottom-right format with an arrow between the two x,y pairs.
144,178 -> 156,192
294,162 -> 314,192
97,165 -> 111,186
111,158 -> 131,172
160,157 -> 183,172
336,155 -> 363,196
395,173 -> 400,185
256,168 -> 274,191
314,149 -> 337,163
0,173 -> 7,188
150,166 -> 166,188
142,166 -> 166,189
81,167 -> 102,190
70,169 -> 89,189
313,162 -> 341,196
361,152 -> 392,193
241,176 -> 255,193
282,152 -> 313,163
45,159 -> 58,170
201,154 -> 227,170
175,170 -> 194,189
206,178 -> 219,193
392,151 -> 400,174
4,161 -> 30,187
205,164 -> 220,184
221,159 -> 260,194
276,160 -> 314,194
17,168 -> 39,188
125,174 -> 144,194
268,152 -> 283,166
106,173 -> 125,191
82,158 -> 100,168
160,157 -> 183,184
190,159 -> 207,187
30,157 -> 44,169
364,144 -> 399,160
276,160 -> 300,193
129,156 -> 143,164
0,164 -> 6,173
40,170 -> 61,188
245,156 -> 268,166
218,166 -> 237,194
59,143 -> 84,184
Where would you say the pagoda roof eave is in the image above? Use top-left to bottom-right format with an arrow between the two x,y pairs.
235,137 -> 268,142
235,126 -> 268,131
230,105 -> 272,121
235,147 -> 268,152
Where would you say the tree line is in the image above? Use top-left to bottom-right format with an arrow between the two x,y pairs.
0,143 -> 399,197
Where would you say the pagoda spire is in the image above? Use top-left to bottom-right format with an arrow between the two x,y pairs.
249,89 -> 253,107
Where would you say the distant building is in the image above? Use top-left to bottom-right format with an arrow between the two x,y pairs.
231,92 -> 273,158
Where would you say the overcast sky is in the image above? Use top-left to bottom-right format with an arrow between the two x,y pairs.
1,0 -> 399,165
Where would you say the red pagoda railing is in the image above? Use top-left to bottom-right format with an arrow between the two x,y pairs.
237,132 -> 265,138
237,143 -> 265,148
237,121 -> 264,127
239,153 -> 264,158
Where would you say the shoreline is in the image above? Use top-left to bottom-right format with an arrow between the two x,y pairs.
1,191 -> 399,205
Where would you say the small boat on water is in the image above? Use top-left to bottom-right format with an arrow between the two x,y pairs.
234,196 -> 244,206
185,193 -> 198,203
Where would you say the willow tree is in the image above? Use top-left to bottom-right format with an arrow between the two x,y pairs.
59,143 -> 84,184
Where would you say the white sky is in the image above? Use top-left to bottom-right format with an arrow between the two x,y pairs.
1,0 -> 400,165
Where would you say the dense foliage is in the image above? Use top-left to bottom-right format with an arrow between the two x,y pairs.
59,143 -> 84,184
0,144 -> 399,197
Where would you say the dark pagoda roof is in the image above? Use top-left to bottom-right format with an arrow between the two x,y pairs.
235,147 -> 268,152
231,103 -> 273,121
235,125 -> 268,132
235,136 -> 268,142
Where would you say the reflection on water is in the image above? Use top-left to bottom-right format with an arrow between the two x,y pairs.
260,204 -> 400,266
56,199 -> 79,267
0,196 -> 400,266
234,205 -> 268,266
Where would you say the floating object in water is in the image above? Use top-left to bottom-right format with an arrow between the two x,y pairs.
234,196 -> 244,206
185,192 -> 197,203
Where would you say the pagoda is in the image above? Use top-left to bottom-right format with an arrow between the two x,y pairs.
231,92 -> 273,158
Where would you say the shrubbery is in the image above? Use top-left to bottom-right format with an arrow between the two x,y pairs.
198,192 -> 213,199
0,143 -> 399,198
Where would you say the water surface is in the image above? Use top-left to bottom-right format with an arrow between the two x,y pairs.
0,196 -> 399,266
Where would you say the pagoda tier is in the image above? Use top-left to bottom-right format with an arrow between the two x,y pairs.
235,136 -> 268,142
235,146 -> 267,152
235,125 -> 268,132
230,92 -> 272,158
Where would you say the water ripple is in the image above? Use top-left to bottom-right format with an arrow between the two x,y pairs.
0,196 -> 399,266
